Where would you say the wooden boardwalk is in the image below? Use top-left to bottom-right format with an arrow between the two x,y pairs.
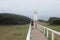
31,27 -> 48,40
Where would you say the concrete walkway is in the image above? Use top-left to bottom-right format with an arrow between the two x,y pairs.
31,27 -> 48,40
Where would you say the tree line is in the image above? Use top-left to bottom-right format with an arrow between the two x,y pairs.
48,17 -> 60,25
0,13 -> 31,25
39,17 -> 60,25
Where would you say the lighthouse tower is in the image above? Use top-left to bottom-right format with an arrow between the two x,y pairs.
34,11 -> 38,21
33,11 -> 38,29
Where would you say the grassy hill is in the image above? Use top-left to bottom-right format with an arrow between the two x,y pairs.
0,13 -> 31,25
0,13 -> 30,40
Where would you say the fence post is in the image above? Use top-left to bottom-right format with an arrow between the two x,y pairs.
44,28 -> 45,35
52,32 -> 54,40
47,30 -> 48,38
40,26 -> 42,32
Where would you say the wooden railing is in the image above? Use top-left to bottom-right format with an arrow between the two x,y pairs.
38,25 -> 60,40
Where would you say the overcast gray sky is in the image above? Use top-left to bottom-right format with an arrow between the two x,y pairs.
0,0 -> 60,20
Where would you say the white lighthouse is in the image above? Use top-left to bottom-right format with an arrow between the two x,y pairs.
34,11 -> 38,21
33,11 -> 38,29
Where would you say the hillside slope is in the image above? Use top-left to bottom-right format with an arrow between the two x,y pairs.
0,13 -> 31,25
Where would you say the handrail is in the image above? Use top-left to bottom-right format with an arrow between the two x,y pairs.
39,25 -> 60,35
26,23 -> 31,40
38,25 -> 60,40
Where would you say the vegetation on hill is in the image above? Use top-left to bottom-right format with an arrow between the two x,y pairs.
39,17 -> 60,25
48,17 -> 60,25
0,13 -> 31,25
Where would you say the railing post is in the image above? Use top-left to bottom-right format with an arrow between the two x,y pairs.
52,32 -> 54,40
40,26 -> 42,32
44,28 -> 45,35
47,30 -> 48,38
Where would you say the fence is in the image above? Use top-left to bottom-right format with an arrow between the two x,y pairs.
38,25 -> 60,40
26,23 -> 31,40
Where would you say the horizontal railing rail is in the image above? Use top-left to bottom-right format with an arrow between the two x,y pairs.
38,25 -> 60,40
26,23 -> 31,40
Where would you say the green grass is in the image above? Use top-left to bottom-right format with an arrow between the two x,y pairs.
0,24 -> 29,40
39,21 -> 60,40
48,25 -> 60,32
